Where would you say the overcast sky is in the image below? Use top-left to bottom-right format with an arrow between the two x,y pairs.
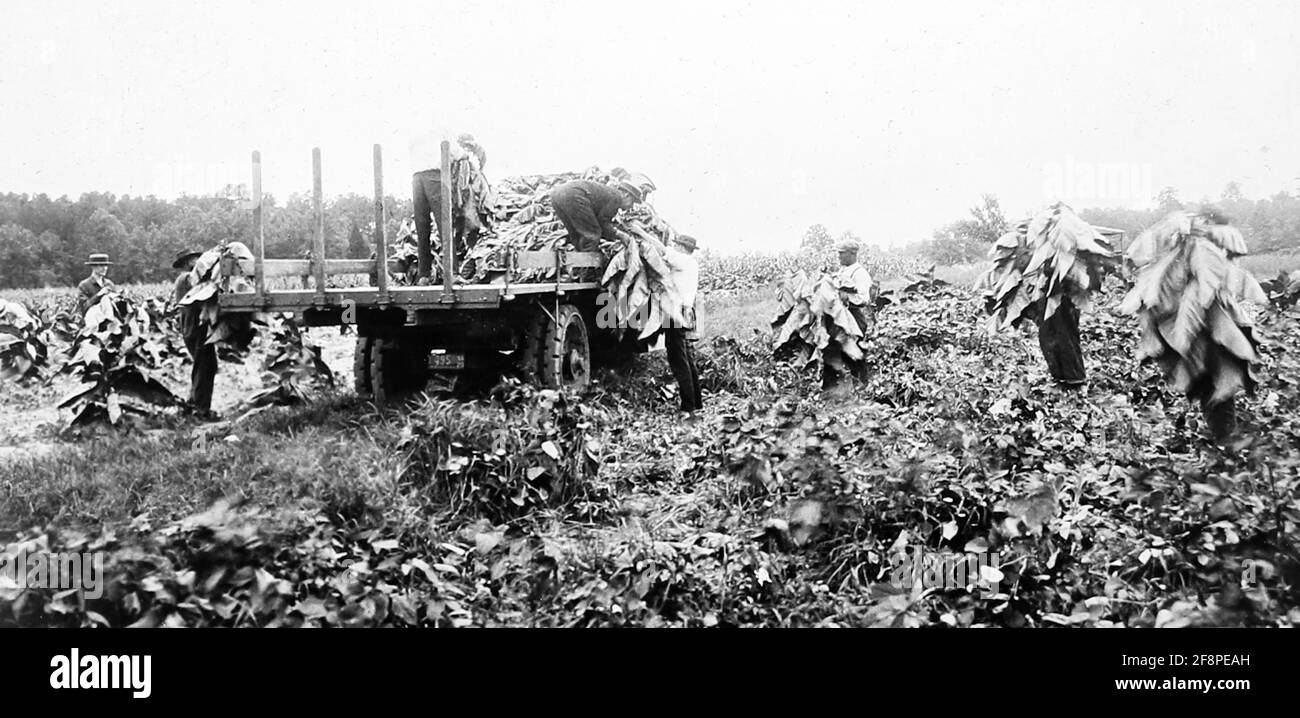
2,0 -> 1298,253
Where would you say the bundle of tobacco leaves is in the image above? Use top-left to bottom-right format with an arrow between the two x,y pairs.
771,270 -> 868,378
1118,210 -> 1266,439
979,202 -> 1117,331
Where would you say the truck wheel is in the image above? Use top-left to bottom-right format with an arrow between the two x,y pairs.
371,338 -> 427,407
353,336 -> 374,395
542,304 -> 591,390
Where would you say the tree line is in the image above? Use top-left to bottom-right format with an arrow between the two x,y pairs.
800,184 -> 1300,266
0,189 -> 414,289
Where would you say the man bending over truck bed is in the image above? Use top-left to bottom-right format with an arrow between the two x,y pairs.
550,177 -> 652,254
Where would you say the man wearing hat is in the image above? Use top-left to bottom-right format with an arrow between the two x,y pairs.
76,253 -> 116,316
662,234 -> 703,414
827,238 -> 876,388
172,248 -> 218,419
636,231 -> 704,414
549,177 -> 647,255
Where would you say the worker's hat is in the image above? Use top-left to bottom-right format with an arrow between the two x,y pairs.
673,235 -> 698,252
171,248 -> 204,270
834,238 -> 861,252
615,181 -> 644,203
628,173 -> 656,197
84,253 -> 113,266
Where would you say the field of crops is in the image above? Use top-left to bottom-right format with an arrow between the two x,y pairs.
1,253 -> 1297,628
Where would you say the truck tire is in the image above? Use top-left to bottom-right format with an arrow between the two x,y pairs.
542,304 -> 591,390
371,338 -> 427,407
353,336 -> 374,395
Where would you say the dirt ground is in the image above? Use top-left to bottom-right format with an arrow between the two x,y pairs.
0,327 -> 357,460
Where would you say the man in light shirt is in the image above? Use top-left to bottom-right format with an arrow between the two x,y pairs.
662,234 -> 703,414
409,130 -> 489,281
826,238 -> 875,388
834,238 -> 875,307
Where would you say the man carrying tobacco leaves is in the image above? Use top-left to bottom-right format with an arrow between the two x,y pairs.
172,248 -> 219,420
824,238 -> 875,388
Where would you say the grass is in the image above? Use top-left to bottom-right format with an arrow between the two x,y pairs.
0,396 -> 398,530
1239,249 -> 1300,279
697,288 -> 778,341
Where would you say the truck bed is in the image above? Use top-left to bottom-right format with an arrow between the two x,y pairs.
217,281 -> 602,312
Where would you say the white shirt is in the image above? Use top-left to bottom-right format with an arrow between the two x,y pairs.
408,129 -> 469,172
834,263 -> 873,302
663,246 -> 699,311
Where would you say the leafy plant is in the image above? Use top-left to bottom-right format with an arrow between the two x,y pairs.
395,383 -> 609,523
1261,269 -> 1300,309
55,291 -> 181,427
0,299 -> 49,382
246,315 -> 336,407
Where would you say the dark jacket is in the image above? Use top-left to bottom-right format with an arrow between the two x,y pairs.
551,180 -> 626,240
173,270 -> 203,341
76,275 -> 114,316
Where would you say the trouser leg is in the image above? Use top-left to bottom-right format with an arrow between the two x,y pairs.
1038,300 -> 1085,384
413,171 -> 448,280
186,330 -> 218,412
687,335 -> 703,409
665,329 -> 699,411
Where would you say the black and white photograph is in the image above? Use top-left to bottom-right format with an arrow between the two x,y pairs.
0,0 -> 1295,700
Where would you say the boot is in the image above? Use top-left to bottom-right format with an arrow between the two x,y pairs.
1200,395 -> 1237,442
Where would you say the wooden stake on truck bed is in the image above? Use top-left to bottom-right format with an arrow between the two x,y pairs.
439,140 -> 454,303
312,147 -> 326,301
252,150 -> 265,300
373,144 -> 389,301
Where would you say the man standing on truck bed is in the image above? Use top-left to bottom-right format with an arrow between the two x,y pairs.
409,130 -> 490,282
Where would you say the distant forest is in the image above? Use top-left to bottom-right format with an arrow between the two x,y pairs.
0,190 -> 416,288
903,184 -> 1300,266
3,183 -> 1299,289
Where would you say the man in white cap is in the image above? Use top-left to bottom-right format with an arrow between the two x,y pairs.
826,238 -> 875,388
834,238 -> 874,307
76,253 -> 115,317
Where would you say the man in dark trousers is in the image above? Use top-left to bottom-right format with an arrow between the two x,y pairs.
76,253 -> 116,317
662,235 -> 703,414
549,178 -> 646,253
172,248 -> 219,419
638,231 -> 703,415
410,131 -> 490,282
